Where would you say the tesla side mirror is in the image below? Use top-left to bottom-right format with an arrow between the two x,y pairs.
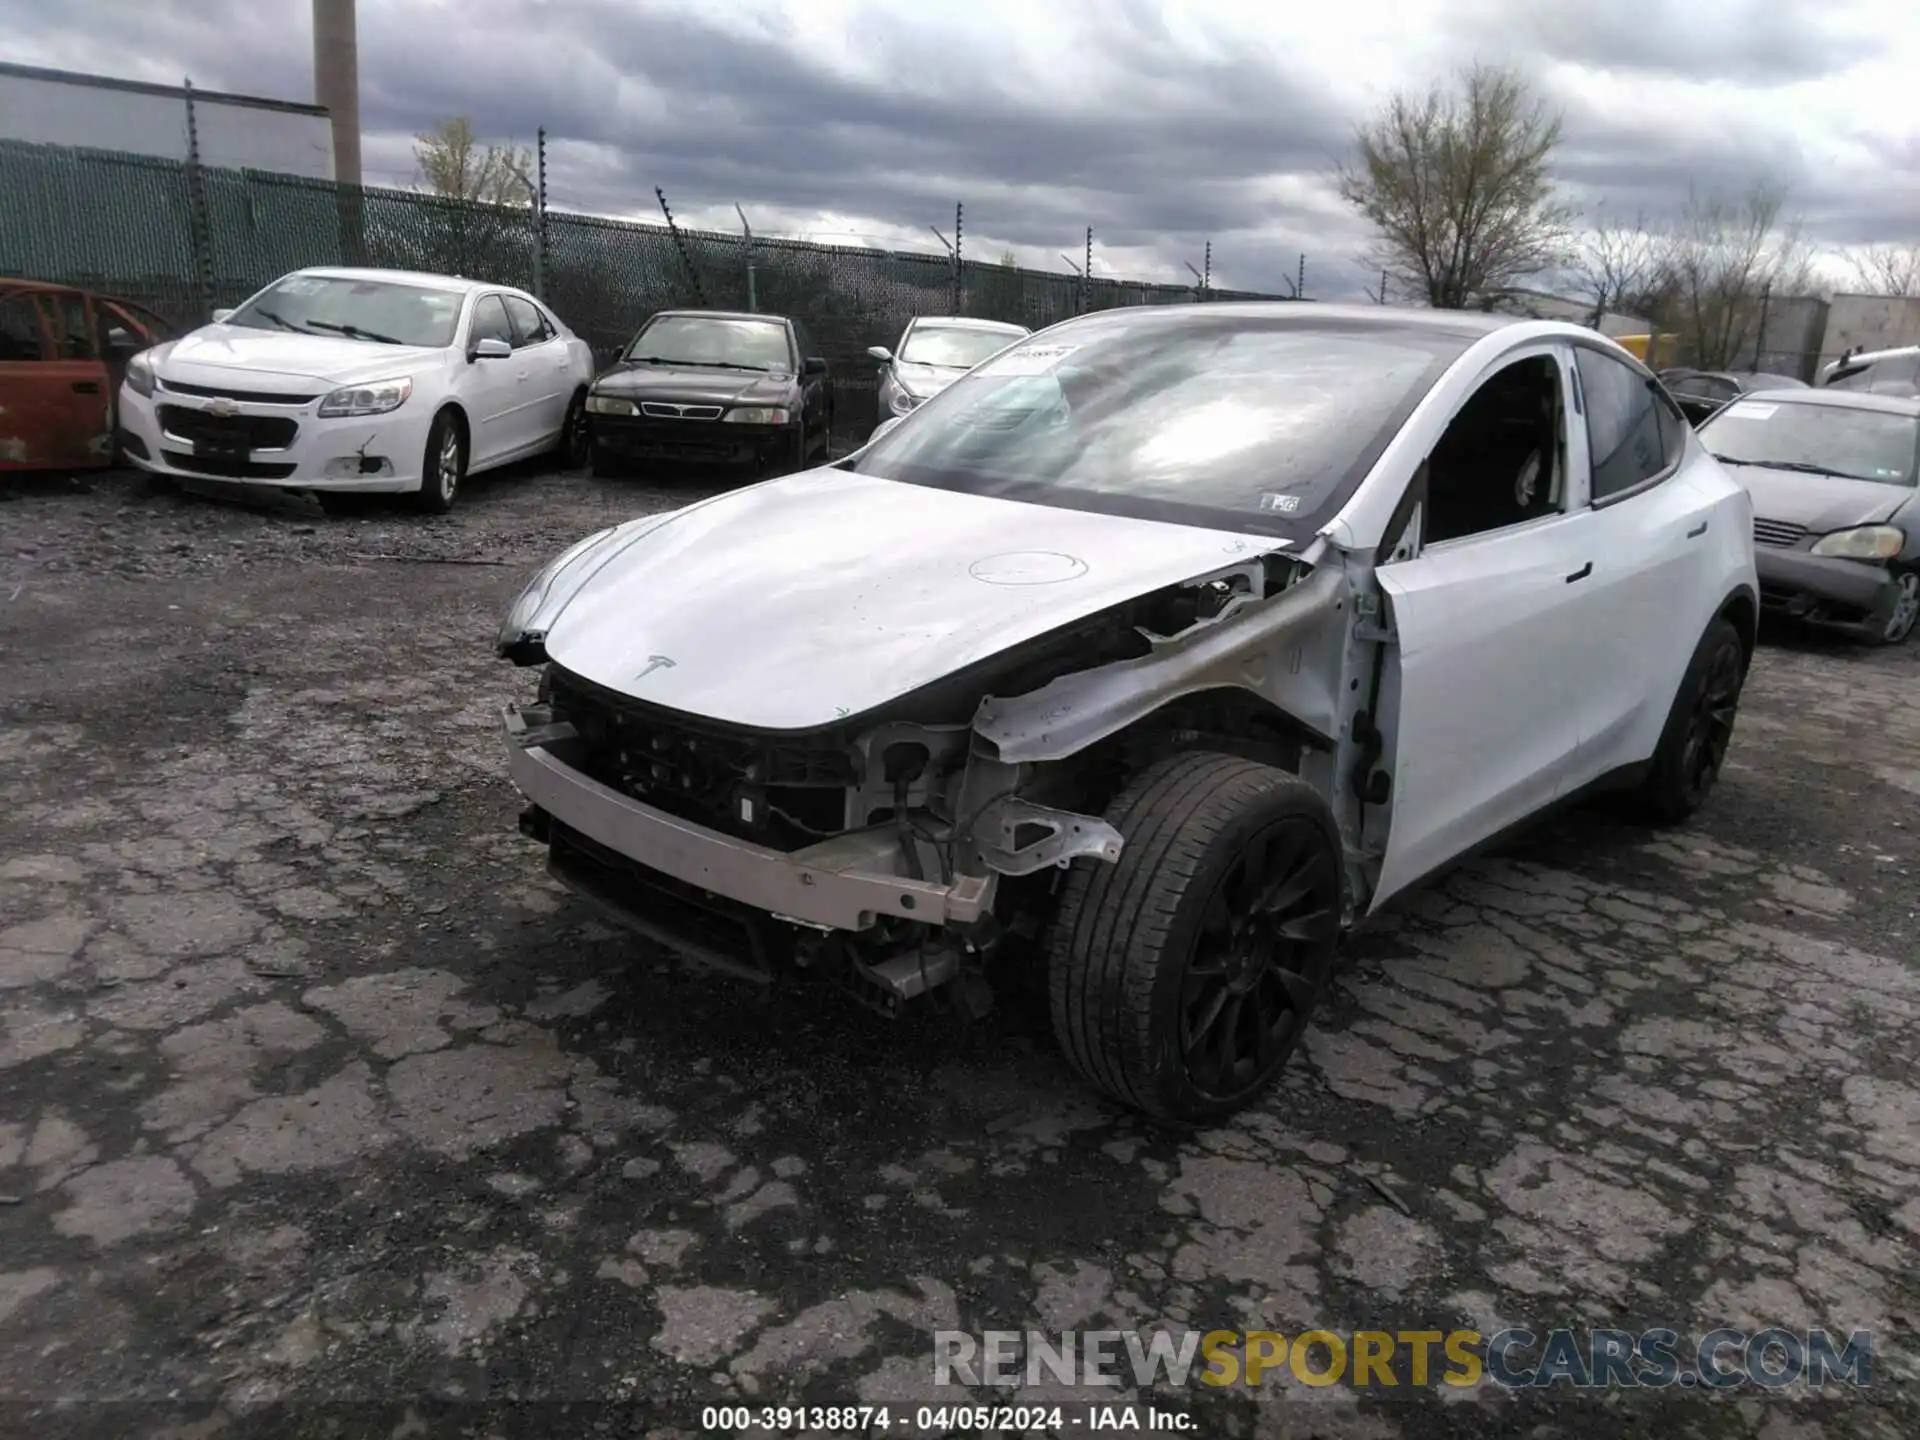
804,355 -> 828,376
211,308 -> 235,323
871,415 -> 905,442
866,346 -> 892,364
471,337 -> 512,361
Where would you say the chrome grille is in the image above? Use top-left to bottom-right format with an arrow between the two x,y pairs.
639,402 -> 722,420
1752,517 -> 1807,548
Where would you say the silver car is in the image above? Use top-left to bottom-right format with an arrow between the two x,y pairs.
868,316 -> 1029,434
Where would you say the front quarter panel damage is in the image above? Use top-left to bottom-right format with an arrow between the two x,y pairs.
971,561 -> 1351,764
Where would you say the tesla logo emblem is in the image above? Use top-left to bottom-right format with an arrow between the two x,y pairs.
634,654 -> 675,681
206,399 -> 239,416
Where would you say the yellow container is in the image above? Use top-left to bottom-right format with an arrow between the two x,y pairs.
1616,333 -> 1681,367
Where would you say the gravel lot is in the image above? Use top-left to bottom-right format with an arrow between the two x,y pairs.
2,462 -> 1918,1439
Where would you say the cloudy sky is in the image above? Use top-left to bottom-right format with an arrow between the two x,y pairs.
3,0 -> 1915,298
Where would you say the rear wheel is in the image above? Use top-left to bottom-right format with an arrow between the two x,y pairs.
1047,753 -> 1344,1123
412,410 -> 465,514
1626,617 -> 1746,825
1876,568 -> 1918,646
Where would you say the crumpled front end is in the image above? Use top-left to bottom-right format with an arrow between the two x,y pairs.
502,537 -> 1362,1014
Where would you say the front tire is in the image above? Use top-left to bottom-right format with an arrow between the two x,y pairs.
1626,617 -> 1746,825
1876,568 -> 1918,646
1047,753 -> 1344,1124
559,390 -> 590,470
413,410 -> 465,514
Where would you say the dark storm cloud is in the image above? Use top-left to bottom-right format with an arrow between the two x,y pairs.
1447,0 -> 1879,84
0,0 -> 1907,297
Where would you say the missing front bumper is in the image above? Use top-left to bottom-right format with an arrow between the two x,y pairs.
502,703 -> 995,932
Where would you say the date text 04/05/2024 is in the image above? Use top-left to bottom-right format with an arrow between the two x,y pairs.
700,1404 -> 1196,1431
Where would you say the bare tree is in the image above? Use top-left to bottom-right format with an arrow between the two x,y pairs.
1654,183 -> 1815,370
1848,242 -> 1920,298
413,117 -> 533,206
1568,209 -> 1669,328
1337,62 -> 1577,309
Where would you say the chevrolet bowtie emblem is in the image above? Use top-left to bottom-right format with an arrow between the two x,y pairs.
634,654 -> 676,681
206,398 -> 239,416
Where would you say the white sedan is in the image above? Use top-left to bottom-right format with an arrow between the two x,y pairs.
495,304 -> 1760,1122
118,267 -> 595,512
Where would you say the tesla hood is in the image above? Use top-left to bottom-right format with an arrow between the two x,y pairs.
539,468 -> 1285,731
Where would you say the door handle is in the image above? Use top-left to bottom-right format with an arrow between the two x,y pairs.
1686,521 -> 1708,538
1565,562 -> 1592,583
72,380 -> 101,394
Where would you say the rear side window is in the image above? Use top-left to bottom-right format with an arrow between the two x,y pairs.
0,293 -> 47,362
1576,348 -> 1673,500
504,296 -> 553,347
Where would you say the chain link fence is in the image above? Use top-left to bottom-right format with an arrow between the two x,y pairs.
1,138 -> 1301,445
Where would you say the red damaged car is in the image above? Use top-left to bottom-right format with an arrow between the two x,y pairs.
0,278 -> 173,472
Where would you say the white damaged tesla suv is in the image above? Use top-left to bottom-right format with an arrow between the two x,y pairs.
496,303 -> 1760,1122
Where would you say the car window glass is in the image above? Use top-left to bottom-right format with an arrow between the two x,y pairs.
900,324 -> 1027,368
1700,400 -> 1919,487
626,316 -> 793,372
46,292 -> 96,361
1414,354 -> 1568,546
0,294 -> 47,362
471,296 -> 514,348
1655,386 -> 1689,456
1575,348 -> 1670,499
504,296 -> 552,348
1869,356 -> 1920,395
850,313 -> 1465,539
226,275 -> 467,347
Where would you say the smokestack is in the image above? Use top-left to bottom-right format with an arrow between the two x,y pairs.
312,0 -> 361,187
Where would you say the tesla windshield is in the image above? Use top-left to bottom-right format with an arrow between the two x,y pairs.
226,275 -> 466,347
849,311 -> 1465,536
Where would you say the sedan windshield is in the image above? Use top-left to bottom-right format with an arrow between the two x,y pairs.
847,312 -> 1464,537
1701,400 -> 1919,486
226,275 -> 465,347
626,316 -> 792,372
899,324 -> 1026,368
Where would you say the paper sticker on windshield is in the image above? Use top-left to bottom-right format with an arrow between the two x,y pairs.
278,276 -> 325,295
1727,401 -> 1777,419
1259,492 -> 1302,514
982,343 -> 1079,376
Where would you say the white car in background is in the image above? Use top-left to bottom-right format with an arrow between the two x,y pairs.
117,267 -> 594,513
867,315 -> 1029,435
497,304 -> 1762,1123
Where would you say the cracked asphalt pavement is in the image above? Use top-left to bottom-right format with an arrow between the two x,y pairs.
2,464 -> 1918,1439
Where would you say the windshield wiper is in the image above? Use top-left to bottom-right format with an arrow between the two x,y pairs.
249,307 -> 312,334
304,319 -> 405,345
630,356 -> 772,371
1713,455 -> 1872,481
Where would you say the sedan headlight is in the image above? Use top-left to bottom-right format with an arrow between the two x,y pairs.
587,394 -> 637,416
125,351 -> 156,399
318,376 -> 413,417
1809,525 -> 1904,561
889,387 -> 922,416
724,407 -> 791,425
